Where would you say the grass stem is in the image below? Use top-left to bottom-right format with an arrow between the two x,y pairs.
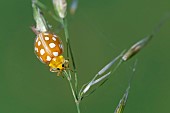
63,71 -> 80,113
62,18 -> 78,96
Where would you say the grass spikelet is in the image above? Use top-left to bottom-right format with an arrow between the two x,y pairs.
32,1 -> 48,32
114,85 -> 130,113
122,15 -> 170,61
53,0 -> 67,19
122,35 -> 152,61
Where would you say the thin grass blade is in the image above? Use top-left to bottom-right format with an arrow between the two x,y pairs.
92,72 -> 111,85
82,72 -> 111,94
82,51 -> 124,95
82,79 -> 109,100
98,51 -> 124,75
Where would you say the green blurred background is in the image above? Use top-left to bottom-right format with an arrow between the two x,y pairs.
1,0 -> 170,113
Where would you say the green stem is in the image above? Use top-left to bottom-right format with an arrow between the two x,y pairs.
62,18 -> 78,96
64,71 -> 80,113
62,19 -> 68,42
74,72 -> 78,97
76,102 -> 80,113
62,18 -> 80,113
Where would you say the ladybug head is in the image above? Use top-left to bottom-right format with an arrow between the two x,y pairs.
49,55 -> 69,75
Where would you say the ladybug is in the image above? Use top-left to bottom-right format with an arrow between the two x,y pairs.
33,28 -> 68,75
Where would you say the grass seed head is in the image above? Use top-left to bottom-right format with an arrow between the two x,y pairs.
53,0 -> 67,18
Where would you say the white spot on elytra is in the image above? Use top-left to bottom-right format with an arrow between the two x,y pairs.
46,56 -> 51,61
49,43 -> 56,48
52,37 -> 56,41
43,33 -> 49,35
38,41 -> 41,46
36,38 -> 38,42
39,57 -> 43,61
40,49 -> 45,55
45,37 -> 49,40
53,52 -> 58,56
35,47 -> 38,52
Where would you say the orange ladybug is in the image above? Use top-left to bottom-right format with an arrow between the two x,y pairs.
33,28 -> 68,75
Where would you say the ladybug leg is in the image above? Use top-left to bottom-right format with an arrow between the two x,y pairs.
61,74 -> 65,78
55,69 -> 63,76
56,71 -> 61,76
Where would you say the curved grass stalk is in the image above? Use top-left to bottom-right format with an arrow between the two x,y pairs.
62,18 -> 78,95
62,18 -> 80,113
63,71 -> 80,113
